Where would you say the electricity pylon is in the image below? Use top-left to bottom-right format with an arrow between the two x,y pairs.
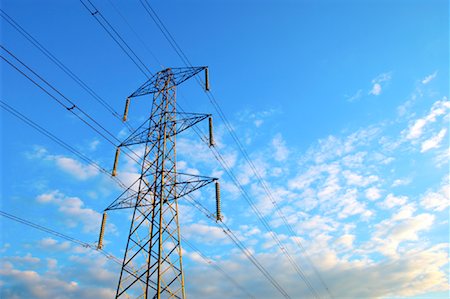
97,67 -> 221,299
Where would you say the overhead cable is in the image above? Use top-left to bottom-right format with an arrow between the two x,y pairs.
0,46 -> 142,165
0,8 -> 124,122
79,0 -> 152,78
0,100 -> 128,190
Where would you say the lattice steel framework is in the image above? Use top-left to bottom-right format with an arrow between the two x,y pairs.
105,67 -> 216,299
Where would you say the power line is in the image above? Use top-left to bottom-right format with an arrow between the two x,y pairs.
0,45 -> 143,165
1,45 -> 118,146
1,210 -> 90,247
0,8 -> 124,123
184,194 -> 291,299
0,210 -> 124,266
221,224 -> 292,299
181,237 -> 256,299
78,0 -> 153,78
186,115 -> 322,298
0,99 -> 129,190
105,0 -> 164,69
138,0 -> 187,67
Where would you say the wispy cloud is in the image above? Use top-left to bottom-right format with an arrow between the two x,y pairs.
369,83 -> 382,95
421,128 -> 447,152
53,156 -> 99,180
365,186 -> 382,201
391,178 -> 412,187
272,133 -> 289,162
88,139 -> 100,151
369,72 -> 392,96
36,190 -> 102,233
369,208 -> 435,257
379,193 -> 408,209
405,98 -> 449,140
346,89 -> 363,102
420,177 -> 450,212
26,146 -> 100,180
421,71 -> 438,84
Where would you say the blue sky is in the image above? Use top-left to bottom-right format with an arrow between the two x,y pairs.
1,0 -> 449,298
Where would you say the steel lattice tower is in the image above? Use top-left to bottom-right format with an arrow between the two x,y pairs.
98,67 -> 219,299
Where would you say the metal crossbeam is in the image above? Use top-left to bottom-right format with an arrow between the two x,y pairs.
129,67 -> 206,98
106,173 -> 216,211
120,113 -> 210,147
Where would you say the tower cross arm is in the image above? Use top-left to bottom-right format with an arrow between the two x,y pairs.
170,172 -> 217,200
105,172 -> 216,211
120,112 -> 210,147
129,67 -> 207,98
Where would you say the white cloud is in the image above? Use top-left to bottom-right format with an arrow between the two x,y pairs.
379,193 -> 408,209
47,258 -> 58,270
365,187 -> 382,201
420,179 -> 450,212
391,178 -> 411,187
406,119 -> 427,140
334,189 -> 371,219
88,139 -> 100,151
288,164 -> 323,190
334,234 -> 355,250
26,146 -> 100,180
421,71 -> 438,84
182,222 -> 230,245
342,170 -> 378,187
370,211 -> 435,257
406,98 -> 450,140
317,175 -> 341,201
25,146 -> 48,159
296,189 -> 318,212
0,252 -> 117,299
36,190 -> 102,233
341,151 -> 367,168
373,72 -> 392,83
369,72 -> 392,96
254,119 -> 263,127
38,238 -> 71,251
391,203 -> 417,221
369,83 -> 382,95
236,158 -> 268,186
420,128 -> 447,152
346,89 -> 363,102
296,215 -> 338,236
434,147 -> 450,168
6,253 -> 40,265
54,157 -> 99,180
238,108 -> 280,129
272,134 -> 289,162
